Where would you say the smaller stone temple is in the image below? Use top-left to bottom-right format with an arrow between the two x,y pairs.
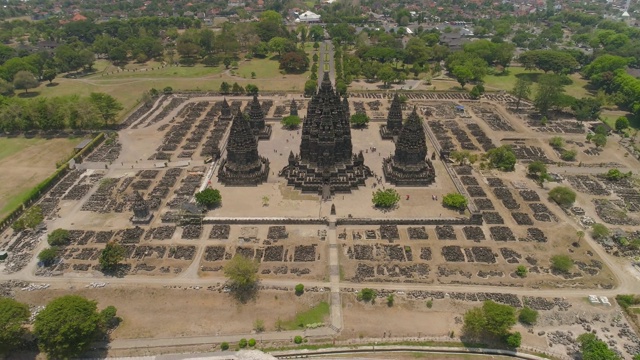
290,99 -> 298,117
218,109 -> 270,186
380,93 -> 404,140
219,98 -> 233,121
130,191 -> 153,224
247,94 -> 272,140
383,107 -> 436,186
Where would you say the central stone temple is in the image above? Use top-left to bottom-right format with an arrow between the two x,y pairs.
218,110 -> 270,186
383,107 -> 436,186
280,72 -> 371,198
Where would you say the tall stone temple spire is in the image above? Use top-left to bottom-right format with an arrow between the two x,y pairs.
280,72 -> 370,199
217,110 -> 269,185
380,92 -> 403,139
290,99 -> 298,117
220,98 -> 232,121
383,107 -> 436,186
246,94 -> 272,140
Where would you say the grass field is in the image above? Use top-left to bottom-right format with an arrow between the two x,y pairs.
236,58 -> 285,79
0,137 -> 82,218
484,67 -> 591,98
283,301 -> 330,330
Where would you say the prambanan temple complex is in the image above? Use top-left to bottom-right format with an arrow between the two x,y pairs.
383,107 -> 436,186
218,73 -> 436,194
217,109 -> 270,185
279,73 -> 372,199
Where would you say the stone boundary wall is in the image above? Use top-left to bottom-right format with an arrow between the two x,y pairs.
335,214 -> 483,226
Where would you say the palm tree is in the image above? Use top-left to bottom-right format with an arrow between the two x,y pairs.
577,231 -> 585,243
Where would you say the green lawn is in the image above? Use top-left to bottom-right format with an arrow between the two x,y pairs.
236,58 -> 284,79
283,301 -> 330,330
484,67 -> 591,98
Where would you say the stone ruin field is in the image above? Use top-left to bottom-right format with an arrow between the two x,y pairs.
2,90 -> 640,359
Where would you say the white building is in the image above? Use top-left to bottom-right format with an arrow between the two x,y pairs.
296,11 -> 321,23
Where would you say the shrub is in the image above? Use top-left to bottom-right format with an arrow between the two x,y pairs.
548,186 -> 576,207
549,136 -> 564,149
426,299 -> 433,308
518,306 -> 538,325
358,288 -> 376,302
372,189 -> 400,208
443,193 -> 468,210
605,168 -> 629,181
47,228 -> 70,246
254,319 -> 265,332
505,331 -> 522,348
248,338 -> 256,347
239,338 -> 247,348
350,113 -> 370,127
560,149 -> 577,161
486,145 -> 516,171
551,255 -> 573,273
294,335 -> 303,344
220,342 -> 229,350
386,294 -> 394,307
591,223 -> 610,240
515,265 -> 527,277
295,284 -> 304,296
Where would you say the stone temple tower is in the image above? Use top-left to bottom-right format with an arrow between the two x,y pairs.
383,107 -> 436,186
217,110 -> 270,186
279,72 -> 370,199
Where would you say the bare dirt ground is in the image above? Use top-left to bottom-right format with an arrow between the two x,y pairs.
14,285 -> 329,339
0,137 -> 81,218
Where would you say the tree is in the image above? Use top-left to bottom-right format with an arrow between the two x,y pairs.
452,65 -> 474,88
442,193 -> 468,210
515,265 -> 527,277
358,288 -> 376,302
223,57 -> 231,69
551,255 -> 574,273
615,117 -> 630,132
0,298 -> 30,354
572,98 -> 602,121
577,333 -> 620,360
518,307 -> 538,325
486,145 -> 516,171
99,241 -> 125,272
294,335 -> 303,344
220,81 -> 231,94
549,136 -> 564,149
195,188 -> 221,208
279,51 -> 309,73
34,295 -> 103,359
245,84 -> 259,95
527,161 -> 547,180
42,68 -> 57,84
548,186 -> 576,207
89,93 -> 123,127
304,80 -> 317,96
592,133 -> 607,148
224,254 -> 260,302
462,307 -> 486,338
591,223 -> 610,240
377,64 -> 396,88
470,84 -> 484,99
268,37 -> 292,56
239,338 -> 248,348
38,247 -> 58,266
512,77 -> 532,110
48,228 -> 70,246
281,115 -> 301,129
13,70 -> 38,93
534,74 -> 565,116
372,189 -> 400,208
350,113 -> 369,127
231,83 -> 245,94
482,300 -> 516,337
